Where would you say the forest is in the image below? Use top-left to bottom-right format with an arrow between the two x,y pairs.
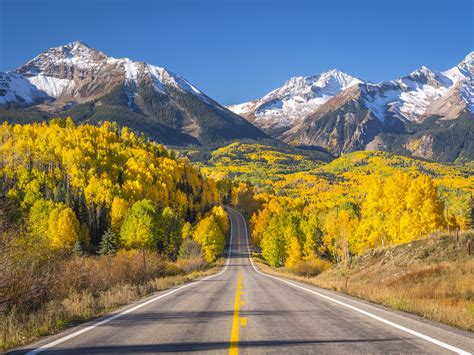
202,143 -> 473,270
0,119 -> 229,350
1,123 -> 473,349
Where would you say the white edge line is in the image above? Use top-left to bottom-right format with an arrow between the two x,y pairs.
26,213 -> 235,355
231,207 -> 471,355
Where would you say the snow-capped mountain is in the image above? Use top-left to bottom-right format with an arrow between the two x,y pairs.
229,53 -> 473,140
1,43 -> 472,161
13,41 -> 212,106
360,52 -> 473,123
282,52 -> 474,160
228,69 -> 362,135
0,41 -> 266,145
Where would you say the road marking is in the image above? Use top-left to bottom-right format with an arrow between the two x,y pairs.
240,317 -> 248,327
229,271 -> 243,355
26,212 -> 236,355
229,208 -> 471,355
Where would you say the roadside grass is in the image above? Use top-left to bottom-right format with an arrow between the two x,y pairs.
0,255 -> 223,352
254,231 -> 474,331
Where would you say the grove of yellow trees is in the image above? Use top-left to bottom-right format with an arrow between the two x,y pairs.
249,171 -> 470,268
0,119 -> 225,260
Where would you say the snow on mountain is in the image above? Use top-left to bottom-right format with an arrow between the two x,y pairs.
443,51 -> 473,84
442,51 -> 473,113
0,41 -> 267,146
1,42 -> 472,143
28,75 -> 75,98
1,41 -> 212,106
360,54 -> 473,122
229,52 -> 473,137
228,69 -> 362,130
360,67 -> 452,122
0,72 -> 49,105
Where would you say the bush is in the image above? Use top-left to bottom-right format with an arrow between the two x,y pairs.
289,256 -> 331,277
178,239 -> 203,259
0,232 -> 62,312
176,257 -> 207,274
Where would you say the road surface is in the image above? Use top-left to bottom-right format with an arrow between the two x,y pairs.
18,207 -> 473,354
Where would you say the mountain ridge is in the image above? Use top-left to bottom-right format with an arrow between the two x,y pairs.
1,44 -> 472,161
227,69 -> 363,136
228,52 -> 473,161
0,41 -> 267,145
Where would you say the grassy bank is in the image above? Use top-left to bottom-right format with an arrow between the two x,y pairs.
255,231 -> 474,331
1,254 -> 223,352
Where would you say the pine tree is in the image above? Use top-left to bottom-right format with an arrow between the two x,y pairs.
99,228 -> 117,256
72,240 -> 84,256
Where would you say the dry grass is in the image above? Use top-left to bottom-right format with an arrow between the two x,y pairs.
256,231 -> 474,331
0,255 -> 223,352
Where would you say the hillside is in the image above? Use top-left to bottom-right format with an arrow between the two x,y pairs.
200,144 -> 473,202
182,141 -> 331,188
257,231 -> 474,331
0,118 -> 226,249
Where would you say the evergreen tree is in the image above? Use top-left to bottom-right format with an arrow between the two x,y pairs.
99,228 -> 117,256
72,240 -> 83,256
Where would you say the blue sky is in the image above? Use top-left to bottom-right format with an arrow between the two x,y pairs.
1,0 -> 472,105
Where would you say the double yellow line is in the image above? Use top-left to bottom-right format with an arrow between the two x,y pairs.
229,271 -> 246,355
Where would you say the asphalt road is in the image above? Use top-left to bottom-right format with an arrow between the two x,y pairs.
18,207 -> 473,354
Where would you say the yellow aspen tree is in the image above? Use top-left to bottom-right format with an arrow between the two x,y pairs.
111,197 -> 129,234
286,237 -> 302,268
193,215 -> 225,262
47,206 -> 82,250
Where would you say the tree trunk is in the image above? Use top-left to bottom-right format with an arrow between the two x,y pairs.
142,249 -> 147,281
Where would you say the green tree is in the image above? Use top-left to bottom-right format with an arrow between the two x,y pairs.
161,207 -> 182,260
99,228 -> 118,256
260,215 -> 287,267
120,199 -> 160,250
193,215 -> 225,262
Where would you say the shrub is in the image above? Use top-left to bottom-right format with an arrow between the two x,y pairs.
176,257 -> 207,274
178,238 -> 203,259
289,256 -> 331,277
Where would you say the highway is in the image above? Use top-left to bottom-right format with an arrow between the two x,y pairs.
18,207 -> 473,354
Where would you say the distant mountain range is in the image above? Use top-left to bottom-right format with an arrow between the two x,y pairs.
0,42 -> 472,162
0,41 -> 266,145
229,53 -> 473,162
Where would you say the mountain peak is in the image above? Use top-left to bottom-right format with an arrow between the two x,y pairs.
65,40 -> 90,49
408,65 -> 434,77
51,40 -> 99,58
324,68 -> 345,76
281,69 -> 360,90
17,40 -> 107,77
228,68 -> 363,131
456,52 -> 474,76
1,42 -> 266,145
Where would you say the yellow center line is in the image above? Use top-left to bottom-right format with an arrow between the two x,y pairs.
229,271 -> 243,355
